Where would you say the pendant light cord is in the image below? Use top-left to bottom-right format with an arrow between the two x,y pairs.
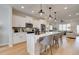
40,0 -> 42,9
49,7 -> 51,15
40,4 -> 42,10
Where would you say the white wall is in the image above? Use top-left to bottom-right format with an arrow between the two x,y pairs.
0,5 -> 12,46
12,15 -> 26,27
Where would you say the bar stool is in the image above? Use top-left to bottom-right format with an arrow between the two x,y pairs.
35,37 -> 43,55
58,33 -> 63,45
53,34 -> 59,48
51,35 -> 54,46
53,35 -> 55,46
48,35 -> 54,54
60,33 -> 63,44
38,36 -> 50,55
37,37 -> 44,55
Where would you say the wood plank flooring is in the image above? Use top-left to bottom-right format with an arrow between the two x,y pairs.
43,36 -> 79,55
0,36 -> 79,55
0,42 -> 28,55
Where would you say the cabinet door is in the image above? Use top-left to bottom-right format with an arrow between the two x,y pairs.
19,33 -> 26,42
13,33 -> 26,44
12,15 -> 25,27
13,33 -> 20,44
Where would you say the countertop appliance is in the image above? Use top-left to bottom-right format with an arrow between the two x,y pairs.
25,23 -> 34,33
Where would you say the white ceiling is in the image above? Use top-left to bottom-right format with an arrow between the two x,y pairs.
11,4 -> 79,21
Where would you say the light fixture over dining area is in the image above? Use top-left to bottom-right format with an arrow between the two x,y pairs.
38,4 -> 45,16
48,7 -> 53,20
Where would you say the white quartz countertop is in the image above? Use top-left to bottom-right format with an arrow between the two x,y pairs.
35,31 -> 61,39
26,31 -> 62,55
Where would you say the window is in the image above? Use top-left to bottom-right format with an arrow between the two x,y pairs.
63,24 -> 67,31
67,24 -> 71,31
59,24 -> 63,31
59,24 -> 71,31
49,25 -> 53,30
77,25 -> 79,34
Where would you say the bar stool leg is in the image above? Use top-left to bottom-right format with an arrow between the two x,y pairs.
50,45 -> 53,55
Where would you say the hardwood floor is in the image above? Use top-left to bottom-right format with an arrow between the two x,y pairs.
0,36 -> 79,55
44,36 -> 79,55
0,42 -> 28,55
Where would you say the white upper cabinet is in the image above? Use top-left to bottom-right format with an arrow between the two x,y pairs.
12,15 -> 33,27
12,15 -> 26,27
12,15 -> 48,30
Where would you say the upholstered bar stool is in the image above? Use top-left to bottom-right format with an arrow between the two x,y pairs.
53,34 -> 59,48
37,37 -> 45,55
58,32 -> 63,45
48,35 -> 54,54
60,33 -> 63,44
38,36 -> 50,55
36,37 -> 43,55
53,35 -> 56,46
51,35 -> 54,46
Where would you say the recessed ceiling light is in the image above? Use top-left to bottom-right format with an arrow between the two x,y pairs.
64,7 -> 68,10
21,6 -> 24,9
76,13 -> 79,15
69,15 -> 71,16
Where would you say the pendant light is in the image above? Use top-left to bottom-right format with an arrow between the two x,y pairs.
38,4 -> 45,16
48,7 -> 53,19
54,11 -> 57,22
60,19 -> 64,24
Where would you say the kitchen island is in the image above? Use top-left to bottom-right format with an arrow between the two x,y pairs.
26,31 -> 62,55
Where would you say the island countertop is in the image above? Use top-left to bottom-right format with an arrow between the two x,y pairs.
26,31 -> 62,55
35,31 -> 61,40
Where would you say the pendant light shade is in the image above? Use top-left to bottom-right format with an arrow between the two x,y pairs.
38,9 -> 45,15
60,20 -> 64,23
49,7 -> 52,9
54,12 -> 56,14
48,7 -> 53,19
38,4 -> 45,15
54,11 -> 57,21
49,14 -> 52,17
49,14 -> 53,18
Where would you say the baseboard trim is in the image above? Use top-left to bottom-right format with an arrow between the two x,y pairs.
13,41 -> 26,46
0,43 -> 8,47
0,41 -> 26,47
